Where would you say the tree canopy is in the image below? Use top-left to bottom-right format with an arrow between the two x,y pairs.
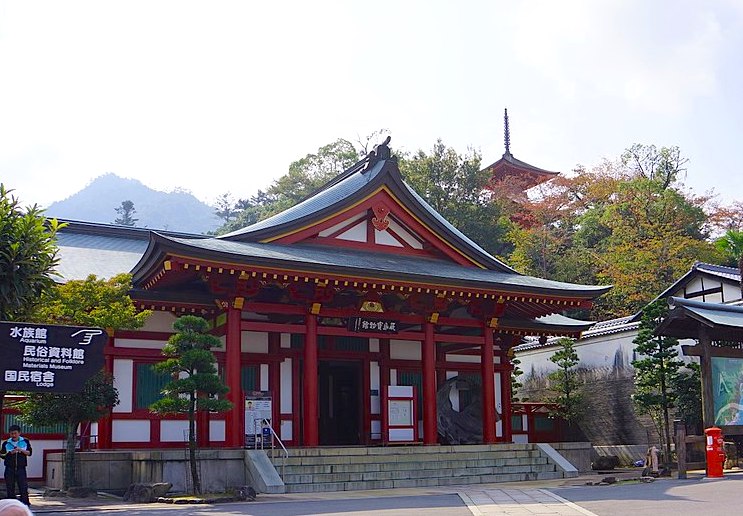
0,184 -> 63,321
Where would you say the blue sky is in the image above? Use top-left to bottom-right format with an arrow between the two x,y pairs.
2,0 -> 742,209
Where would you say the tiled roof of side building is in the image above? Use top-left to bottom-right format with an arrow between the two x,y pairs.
54,220 -> 204,282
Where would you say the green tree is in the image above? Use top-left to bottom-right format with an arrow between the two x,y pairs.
547,337 -> 584,433
714,229 -> 743,294
16,372 -> 118,489
216,139 -> 361,235
114,200 -> 138,226
631,299 -> 683,466
0,184 -> 63,425
0,184 -> 63,321
511,355 -> 526,403
671,363 -> 702,435
150,316 -> 232,494
21,273 -> 150,489
399,140 -> 513,257
213,193 -> 238,223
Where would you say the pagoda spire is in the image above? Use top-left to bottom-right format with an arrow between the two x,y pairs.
503,108 -> 511,156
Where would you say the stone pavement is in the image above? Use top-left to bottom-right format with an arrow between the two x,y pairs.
22,471 -> 642,515
458,488 -> 598,515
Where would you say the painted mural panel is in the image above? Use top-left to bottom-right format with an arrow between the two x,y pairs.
713,357 -> 743,426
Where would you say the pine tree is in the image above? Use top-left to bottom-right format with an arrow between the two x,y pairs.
548,337 -> 584,434
631,299 -> 683,466
113,200 -> 138,226
150,316 -> 232,494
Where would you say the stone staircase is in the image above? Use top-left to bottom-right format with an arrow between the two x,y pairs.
269,444 -> 573,493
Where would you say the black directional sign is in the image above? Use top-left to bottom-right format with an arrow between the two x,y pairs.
0,322 -> 107,393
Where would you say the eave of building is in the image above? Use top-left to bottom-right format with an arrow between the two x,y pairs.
483,151 -> 559,188
131,234 -> 608,304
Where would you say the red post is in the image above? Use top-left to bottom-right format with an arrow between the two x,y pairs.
380,338 -> 390,444
303,313 -> 319,446
705,426 -> 725,478
481,328 -> 496,444
196,400 -> 210,447
225,305 -> 244,447
501,335 -> 514,443
422,322 -> 437,445
97,338 -> 115,449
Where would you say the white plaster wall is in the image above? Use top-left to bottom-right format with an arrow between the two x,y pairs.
243,331 -> 268,353
390,368 -> 397,386
115,338 -> 166,350
260,364 -> 269,391
370,361 -> 380,414
318,212 -> 365,237
446,354 -> 481,364
112,420 -> 149,442
280,333 -> 291,348
388,219 -> 423,249
26,439 -> 64,478
390,340 -> 421,360
280,359 -> 292,413
369,338 -> 379,352
375,229 -> 403,247
209,420 -> 226,442
160,420 -> 189,442
141,311 -> 178,332
724,283 -> 743,302
112,359 -> 133,413
495,371 -> 502,437
280,420 -> 292,441
338,222 -> 367,242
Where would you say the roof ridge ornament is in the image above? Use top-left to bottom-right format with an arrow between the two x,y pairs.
363,135 -> 394,172
503,108 -> 511,156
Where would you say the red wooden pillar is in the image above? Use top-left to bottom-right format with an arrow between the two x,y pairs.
422,321 -> 437,445
225,304 -> 244,447
481,328 -> 496,444
303,313 -> 319,446
97,335 -> 115,449
380,338 -> 390,443
268,333 -> 281,433
500,334 -> 514,443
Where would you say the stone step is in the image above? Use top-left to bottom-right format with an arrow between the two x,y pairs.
275,450 -> 544,466
281,463 -> 557,485
275,457 -> 550,474
282,470 -> 564,493
267,445 -> 567,493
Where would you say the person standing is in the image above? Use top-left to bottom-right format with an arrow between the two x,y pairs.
0,425 -> 32,506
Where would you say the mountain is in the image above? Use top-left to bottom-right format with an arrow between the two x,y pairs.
46,173 -> 222,234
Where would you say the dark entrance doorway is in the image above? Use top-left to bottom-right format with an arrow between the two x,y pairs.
319,360 -> 362,445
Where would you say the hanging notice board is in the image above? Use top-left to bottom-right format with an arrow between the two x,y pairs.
386,385 -> 418,443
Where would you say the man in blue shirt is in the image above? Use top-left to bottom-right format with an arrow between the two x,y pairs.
0,425 -> 32,506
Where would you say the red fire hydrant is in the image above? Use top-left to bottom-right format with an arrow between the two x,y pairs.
705,427 -> 725,478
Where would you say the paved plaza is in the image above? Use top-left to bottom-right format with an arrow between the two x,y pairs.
21,471 -> 743,516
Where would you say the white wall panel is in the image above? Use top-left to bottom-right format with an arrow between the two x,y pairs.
370,361 -> 380,414
209,420 -> 226,442
112,359 -> 133,413
280,359 -> 292,413
141,311 -> 178,332
260,364 -> 269,391
160,420 -> 189,442
390,340 -> 421,360
112,420 -> 150,442
243,331 -> 268,353
280,420 -> 293,441
115,338 -> 166,350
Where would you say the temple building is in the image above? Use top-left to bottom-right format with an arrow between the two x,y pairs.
46,137 -> 609,454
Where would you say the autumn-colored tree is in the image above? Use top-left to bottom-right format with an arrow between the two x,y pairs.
507,144 -> 721,318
